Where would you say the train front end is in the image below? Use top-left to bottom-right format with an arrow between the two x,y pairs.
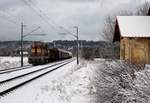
28,42 -> 49,65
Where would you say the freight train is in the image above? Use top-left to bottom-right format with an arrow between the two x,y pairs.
28,42 -> 72,65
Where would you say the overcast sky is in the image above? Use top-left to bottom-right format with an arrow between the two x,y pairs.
0,0 -> 148,41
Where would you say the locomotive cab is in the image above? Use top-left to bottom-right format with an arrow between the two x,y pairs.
28,42 -> 49,65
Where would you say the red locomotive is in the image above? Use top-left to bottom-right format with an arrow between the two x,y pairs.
28,42 -> 72,65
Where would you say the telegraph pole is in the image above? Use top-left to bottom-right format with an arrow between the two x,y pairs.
74,26 -> 79,65
21,22 -> 24,67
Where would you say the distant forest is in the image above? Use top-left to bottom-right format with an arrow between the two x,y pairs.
0,40 -> 119,59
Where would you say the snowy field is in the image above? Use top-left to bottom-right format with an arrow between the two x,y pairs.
0,56 -> 28,70
0,57 -> 150,103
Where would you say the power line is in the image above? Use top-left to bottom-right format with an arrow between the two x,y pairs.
0,11 -> 20,26
22,0 -> 61,34
29,0 -> 71,34
28,0 -> 61,28
3,10 -> 22,23
31,0 -> 74,35
59,26 -> 76,36
27,0 -> 59,26
23,26 -> 40,38
23,0 -> 74,35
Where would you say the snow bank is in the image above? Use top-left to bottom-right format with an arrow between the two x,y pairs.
0,56 -> 28,70
93,59 -> 150,103
0,60 -> 95,103
37,60 -> 94,103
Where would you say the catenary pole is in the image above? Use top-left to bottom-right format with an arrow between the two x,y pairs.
21,22 -> 24,67
74,26 -> 79,65
59,26 -> 79,65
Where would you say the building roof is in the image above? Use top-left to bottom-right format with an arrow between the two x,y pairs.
117,16 -> 150,37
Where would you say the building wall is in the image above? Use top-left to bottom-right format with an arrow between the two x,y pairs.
120,37 -> 150,64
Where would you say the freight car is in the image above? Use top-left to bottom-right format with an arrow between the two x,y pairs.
28,42 -> 72,65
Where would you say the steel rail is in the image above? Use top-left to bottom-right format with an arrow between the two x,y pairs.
0,59 -> 74,96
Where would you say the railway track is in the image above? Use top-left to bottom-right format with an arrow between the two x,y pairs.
0,60 -> 70,82
0,65 -> 32,72
0,59 -> 71,82
0,59 -> 73,75
0,65 -> 33,75
0,59 -> 74,96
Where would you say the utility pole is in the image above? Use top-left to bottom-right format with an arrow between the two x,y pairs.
59,26 -> 79,65
74,26 -> 79,65
53,41 -> 56,48
21,22 -> 24,67
20,24 -> 41,67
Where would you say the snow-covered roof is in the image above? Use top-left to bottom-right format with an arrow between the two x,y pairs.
117,16 -> 150,37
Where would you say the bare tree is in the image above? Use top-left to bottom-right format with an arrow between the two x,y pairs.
101,1 -> 150,42
101,10 -> 133,43
101,16 -> 115,42
136,1 -> 150,15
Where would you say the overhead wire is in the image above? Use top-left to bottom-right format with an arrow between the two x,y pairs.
28,0 -> 61,28
22,0 -> 62,34
24,0 -> 75,35
0,11 -> 20,26
0,2 -> 46,42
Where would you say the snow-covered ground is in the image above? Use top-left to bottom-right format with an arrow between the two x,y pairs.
0,59 -> 94,103
0,56 -> 28,70
0,57 -> 150,103
92,59 -> 150,103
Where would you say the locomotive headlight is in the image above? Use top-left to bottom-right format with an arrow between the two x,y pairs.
37,48 -> 41,53
31,48 -> 35,53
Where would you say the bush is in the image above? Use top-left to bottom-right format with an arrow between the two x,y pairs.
81,47 -> 95,60
93,60 -> 147,103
